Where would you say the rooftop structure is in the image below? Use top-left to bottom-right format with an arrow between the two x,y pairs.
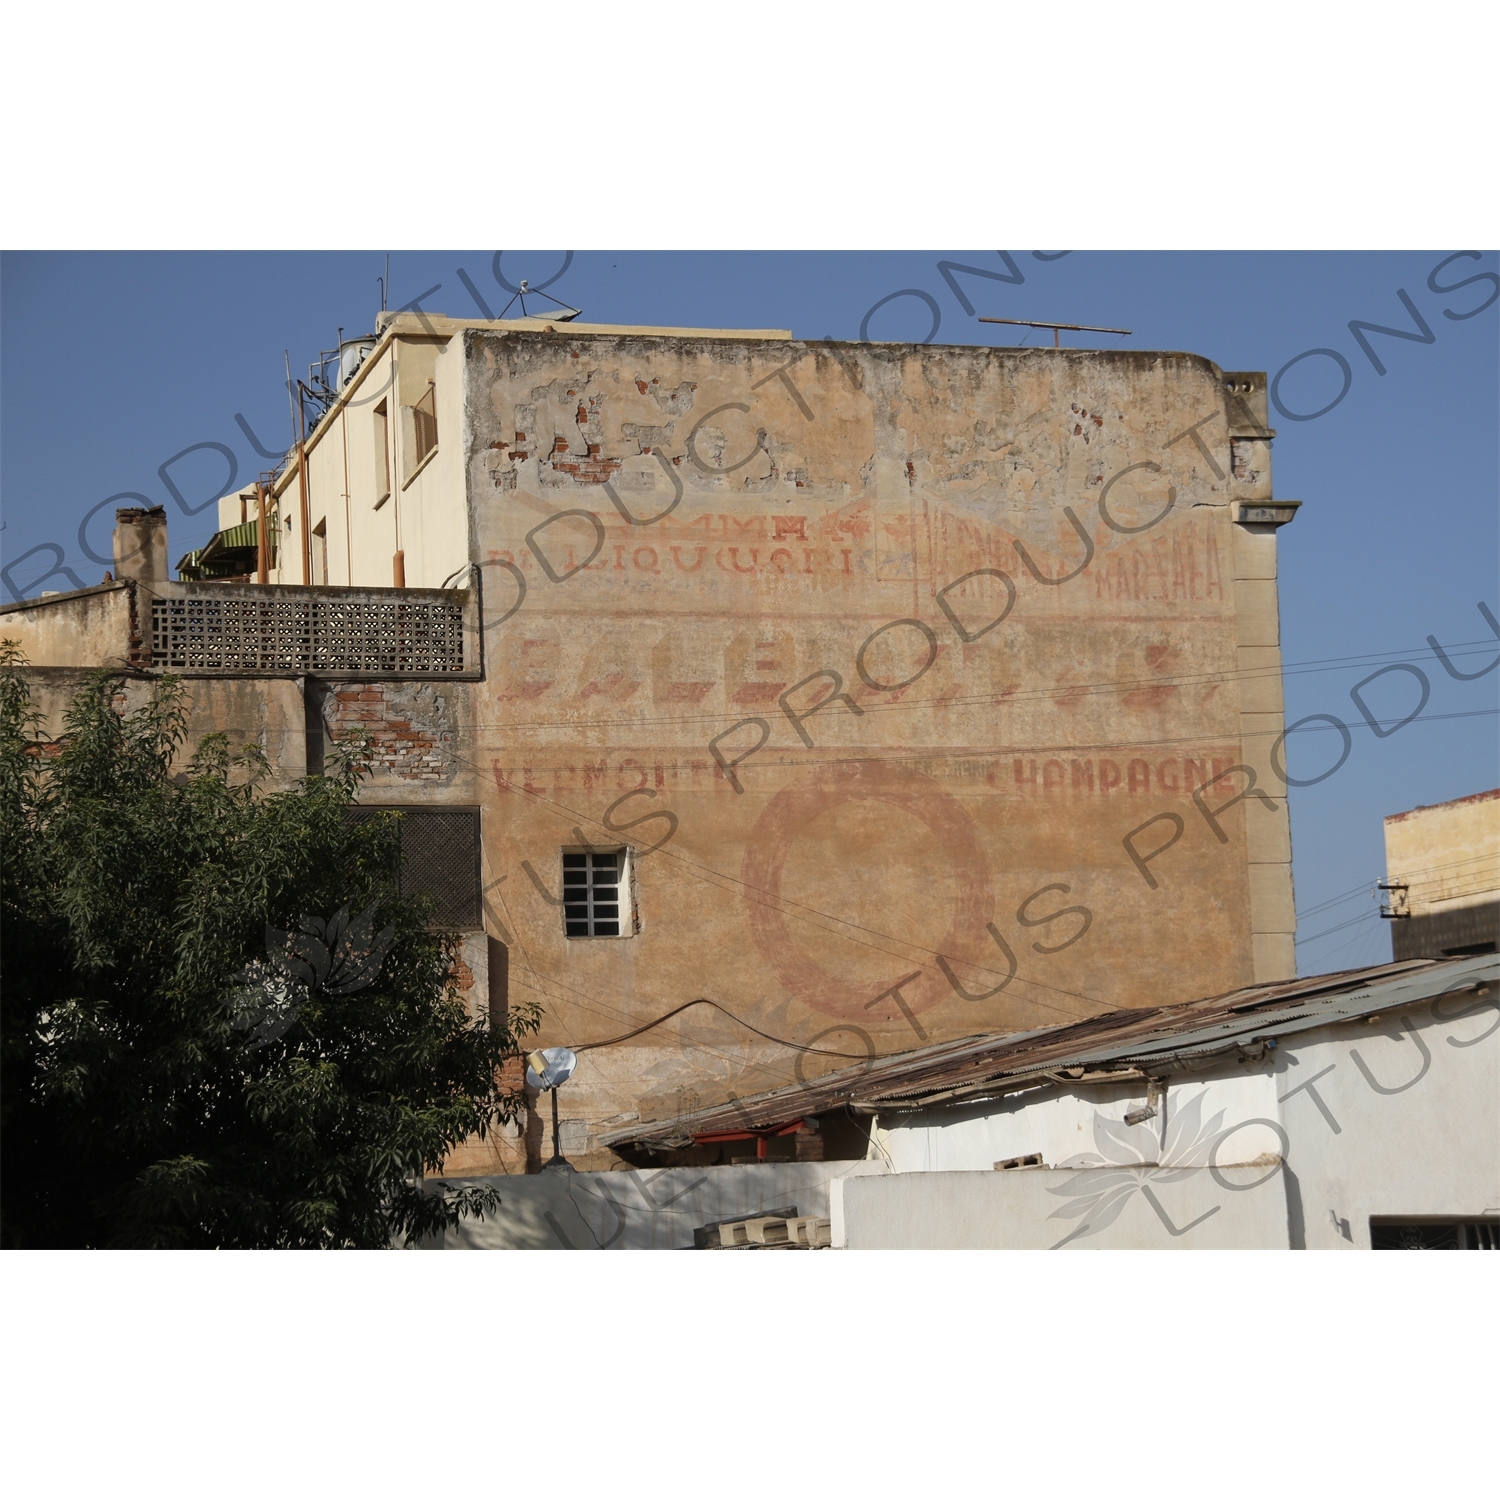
1383,788 -> 1500,960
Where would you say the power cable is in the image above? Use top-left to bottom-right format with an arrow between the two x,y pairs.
463,638 -> 1500,735
566,997 -> 893,1058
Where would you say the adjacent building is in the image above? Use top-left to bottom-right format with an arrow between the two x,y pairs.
1382,788 -> 1499,961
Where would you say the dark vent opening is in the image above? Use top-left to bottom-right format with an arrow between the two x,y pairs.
345,806 -> 481,929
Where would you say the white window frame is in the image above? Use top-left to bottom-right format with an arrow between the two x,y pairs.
562,847 -> 635,939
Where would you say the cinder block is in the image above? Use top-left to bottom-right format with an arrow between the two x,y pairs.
1252,931 -> 1296,983
1248,862 -> 1296,932
1245,803 -> 1292,863
1234,579 -> 1281,647
1231,523 -> 1278,581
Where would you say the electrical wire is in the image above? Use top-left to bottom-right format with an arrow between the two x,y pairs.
1296,883 -> 1375,922
470,707 -> 1498,784
451,744 -> 1107,1017
566,997 -> 891,1058
461,638 -> 1499,735
1295,910 -> 1381,946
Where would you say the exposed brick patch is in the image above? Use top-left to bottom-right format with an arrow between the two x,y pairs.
325,682 -> 456,781
794,1123 -> 824,1162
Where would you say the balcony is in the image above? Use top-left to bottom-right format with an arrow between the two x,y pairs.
149,581 -> 474,677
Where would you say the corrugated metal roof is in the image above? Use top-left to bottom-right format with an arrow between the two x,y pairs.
599,954 -> 1497,1149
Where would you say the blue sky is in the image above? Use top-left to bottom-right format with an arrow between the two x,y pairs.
2,249 -> 1496,973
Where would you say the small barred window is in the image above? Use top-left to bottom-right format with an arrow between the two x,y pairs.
563,850 -> 628,938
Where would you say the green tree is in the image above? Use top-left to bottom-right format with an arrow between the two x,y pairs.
0,648 -> 537,1248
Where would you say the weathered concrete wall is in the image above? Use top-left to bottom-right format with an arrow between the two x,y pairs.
420,1160 -> 886,1249
462,332 -> 1296,1162
1383,790 -> 1499,960
0,582 -> 139,668
15,667 -> 311,790
6,327 -> 1303,1179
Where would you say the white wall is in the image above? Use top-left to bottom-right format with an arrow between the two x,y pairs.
1277,990 -> 1499,1248
833,1165 -> 1289,1250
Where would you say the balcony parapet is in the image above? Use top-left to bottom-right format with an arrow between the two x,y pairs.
148,580 -> 477,678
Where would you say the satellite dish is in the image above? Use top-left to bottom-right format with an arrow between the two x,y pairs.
526,1046 -> 577,1091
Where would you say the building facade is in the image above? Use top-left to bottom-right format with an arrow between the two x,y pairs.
1383,788 -> 1500,960
3,313 -> 1304,1172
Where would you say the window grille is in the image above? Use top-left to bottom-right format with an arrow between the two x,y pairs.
563,850 -> 627,938
151,593 -> 464,673
344,806 -> 481,929
413,385 -> 438,467
1370,1219 -> 1500,1250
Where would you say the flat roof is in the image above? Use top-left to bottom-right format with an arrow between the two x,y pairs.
1386,787 -> 1500,823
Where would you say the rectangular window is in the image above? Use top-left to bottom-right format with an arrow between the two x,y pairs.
374,402 -> 391,507
563,849 -> 628,938
1370,1218 -> 1500,1249
311,520 -> 328,586
412,383 -> 438,468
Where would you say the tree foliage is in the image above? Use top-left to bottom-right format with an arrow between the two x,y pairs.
0,649 -> 537,1248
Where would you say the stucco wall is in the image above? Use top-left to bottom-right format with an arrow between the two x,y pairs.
1384,789 -> 1499,917
833,1165 -> 1290,1249
15,668 -> 311,791
270,328 -> 476,593
0,583 -> 138,669
461,332 -> 1295,1157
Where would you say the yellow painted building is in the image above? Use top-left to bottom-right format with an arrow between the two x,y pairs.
1383,789 -> 1500,960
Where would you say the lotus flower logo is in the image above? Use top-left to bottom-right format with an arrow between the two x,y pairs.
222,904 -> 395,1047
1046,1089 -> 1234,1247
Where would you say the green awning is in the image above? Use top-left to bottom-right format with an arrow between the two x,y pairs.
212,518 -> 262,552
176,517 -> 274,580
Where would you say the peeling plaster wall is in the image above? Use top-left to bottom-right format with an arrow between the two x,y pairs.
461,333 -> 1297,1165
4,330 -> 1299,1177
0,583 -> 141,669
324,680 -> 461,784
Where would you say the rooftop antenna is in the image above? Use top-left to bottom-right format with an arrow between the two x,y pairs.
497,277 -> 581,322
283,349 -> 297,447
979,316 -> 1132,349
526,1046 -> 579,1171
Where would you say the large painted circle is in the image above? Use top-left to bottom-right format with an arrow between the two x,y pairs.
740,762 -> 993,1020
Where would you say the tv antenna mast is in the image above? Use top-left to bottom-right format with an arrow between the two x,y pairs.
498,279 -> 581,321
979,316 -> 1132,348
